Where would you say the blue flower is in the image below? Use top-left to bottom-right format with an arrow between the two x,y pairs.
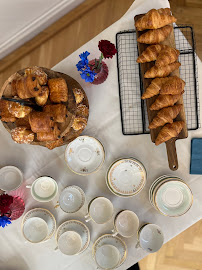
76,60 -> 85,71
79,51 -> 90,61
0,216 -> 11,228
80,67 -> 96,83
76,51 -> 90,72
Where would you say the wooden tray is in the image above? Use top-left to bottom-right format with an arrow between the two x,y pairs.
0,67 -> 89,149
134,15 -> 188,170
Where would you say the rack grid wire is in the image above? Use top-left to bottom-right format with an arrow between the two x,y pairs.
116,26 -> 200,135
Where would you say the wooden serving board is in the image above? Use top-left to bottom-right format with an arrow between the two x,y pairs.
134,14 -> 188,170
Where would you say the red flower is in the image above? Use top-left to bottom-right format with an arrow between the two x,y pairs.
0,194 -> 13,215
98,40 -> 117,59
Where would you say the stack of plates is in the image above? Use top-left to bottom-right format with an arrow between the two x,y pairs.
149,176 -> 193,217
106,158 -> 147,197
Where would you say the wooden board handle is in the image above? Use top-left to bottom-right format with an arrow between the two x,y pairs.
166,139 -> 178,171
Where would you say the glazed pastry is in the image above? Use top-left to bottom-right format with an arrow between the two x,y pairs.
24,66 -> 48,85
160,76 -> 185,95
15,115 -> 30,129
155,121 -> 184,145
29,111 -> 54,133
16,74 -> 42,99
144,62 -> 181,78
45,138 -> 64,150
150,94 -> 182,111
135,9 -> 176,31
76,104 -> 89,118
136,44 -> 167,63
155,47 -> 180,67
48,78 -> 68,103
35,86 -> 49,106
0,100 -> 16,122
11,126 -> 34,144
142,78 -> 168,99
8,102 -> 32,118
37,123 -> 60,142
137,25 -> 172,44
71,117 -> 87,131
149,104 -> 182,129
73,88 -> 84,104
44,104 -> 67,123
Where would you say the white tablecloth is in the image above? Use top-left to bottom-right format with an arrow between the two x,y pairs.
0,0 -> 202,269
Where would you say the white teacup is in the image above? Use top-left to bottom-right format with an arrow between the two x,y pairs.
95,244 -> 120,270
22,217 -> 48,243
112,210 -> 139,238
0,166 -> 23,192
26,176 -> 58,202
57,231 -> 82,255
138,224 -> 164,253
59,186 -> 85,213
85,197 -> 114,224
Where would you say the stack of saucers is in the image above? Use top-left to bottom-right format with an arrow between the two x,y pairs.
149,175 -> 193,217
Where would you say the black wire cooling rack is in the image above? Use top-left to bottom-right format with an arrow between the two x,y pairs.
116,26 -> 200,135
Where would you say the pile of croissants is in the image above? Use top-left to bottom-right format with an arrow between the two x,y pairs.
135,8 -> 185,145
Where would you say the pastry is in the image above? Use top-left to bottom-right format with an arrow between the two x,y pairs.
37,123 -> 60,142
160,76 -> 185,95
45,138 -> 64,150
8,102 -> 32,118
15,115 -> 30,129
11,126 -> 34,144
48,78 -> 68,103
24,66 -> 47,85
144,62 -> 181,78
155,47 -> 180,67
44,104 -> 67,123
0,100 -> 16,122
76,104 -> 89,118
155,121 -> 184,145
149,104 -> 182,129
137,25 -> 172,44
158,8 -> 171,15
136,44 -> 167,63
29,111 -> 54,133
150,94 -> 182,111
141,78 -> 168,99
73,88 -> 84,104
135,9 -> 176,31
35,86 -> 49,106
71,117 -> 87,131
16,74 -> 42,99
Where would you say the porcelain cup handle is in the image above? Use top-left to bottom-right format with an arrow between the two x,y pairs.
85,214 -> 91,222
26,185 -> 32,189
112,229 -> 118,237
54,246 -> 58,251
135,241 -> 141,249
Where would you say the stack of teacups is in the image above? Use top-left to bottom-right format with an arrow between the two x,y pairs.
149,175 -> 193,217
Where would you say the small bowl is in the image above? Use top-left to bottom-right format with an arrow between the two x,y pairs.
0,166 -> 23,192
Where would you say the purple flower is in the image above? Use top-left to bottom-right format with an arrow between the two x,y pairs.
0,216 -> 12,228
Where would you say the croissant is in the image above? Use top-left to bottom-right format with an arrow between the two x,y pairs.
142,78 -> 169,99
35,86 -> 49,106
44,104 -> 67,123
11,126 -> 34,144
76,104 -> 89,118
144,62 -> 181,78
16,74 -> 42,99
155,47 -> 180,67
158,8 -> 171,15
135,9 -> 176,31
72,117 -> 87,131
149,104 -> 182,129
160,76 -> 185,95
137,44 -> 167,63
8,102 -> 32,118
155,121 -> 184,145
48,78 -> 68,103
29,111 -> 54,133
73,88 -> 84,104
37,123 -> 60,142
150,94 -> 182,111
0,100 -> 16,122
137,25 -> 172,44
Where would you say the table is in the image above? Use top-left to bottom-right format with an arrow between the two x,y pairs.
0,0 -> 202,269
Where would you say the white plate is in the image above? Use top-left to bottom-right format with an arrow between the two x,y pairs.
21,208 -> 56,241
0,166 -> 23,191
65,136 -> 105,175
107,158 -> 146,197
56,220 -> 90,254
92,234 -> 127,268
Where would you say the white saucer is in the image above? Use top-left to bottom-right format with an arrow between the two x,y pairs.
107,158 -> 146,197
93,234 -> 127,268
65,136 -> 105,175
56,220 -> 90,254
0,166 -> 23,191
21,208 -> 56,241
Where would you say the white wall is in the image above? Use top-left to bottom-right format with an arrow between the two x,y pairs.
0,0 -> 85,59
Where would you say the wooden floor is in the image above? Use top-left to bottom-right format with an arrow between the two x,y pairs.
0,0 -> 202,269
